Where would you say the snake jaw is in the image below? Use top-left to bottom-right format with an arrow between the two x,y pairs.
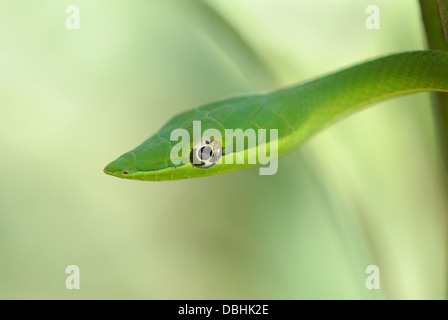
104,152 -> 137,179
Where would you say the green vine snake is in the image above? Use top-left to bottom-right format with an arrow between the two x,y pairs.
104,50 -> 448,181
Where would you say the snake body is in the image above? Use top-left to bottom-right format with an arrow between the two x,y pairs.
104,50 -> 448,181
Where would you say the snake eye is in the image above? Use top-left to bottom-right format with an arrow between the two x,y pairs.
190,139 -> 222,168
199,145 -> 214,161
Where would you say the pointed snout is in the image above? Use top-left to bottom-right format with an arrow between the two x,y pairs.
104,152 -> 137,178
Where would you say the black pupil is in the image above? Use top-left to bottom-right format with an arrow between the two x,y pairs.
199,146 -> 213,161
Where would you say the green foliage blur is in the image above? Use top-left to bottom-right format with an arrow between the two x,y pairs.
0,0 -> 445,299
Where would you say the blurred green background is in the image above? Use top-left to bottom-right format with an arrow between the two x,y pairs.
0,0 -> 446,299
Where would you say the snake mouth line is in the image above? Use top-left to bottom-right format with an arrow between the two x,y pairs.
103,168 -> 122,177
103,164 -> 189,177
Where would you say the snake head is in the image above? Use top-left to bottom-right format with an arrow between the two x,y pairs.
104,94 -> 269,181
104,132 -> 231,181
